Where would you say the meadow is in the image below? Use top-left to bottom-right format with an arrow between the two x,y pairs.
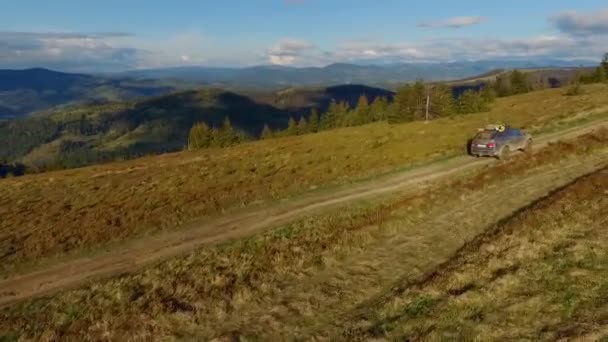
1,83 -> 608,273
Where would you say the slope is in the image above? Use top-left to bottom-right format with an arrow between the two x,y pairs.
0,89 -> 290,169
1,122 -> 607,340
336,162 -> 608,341
0,83 -> 396,169
2,84 -> 608,274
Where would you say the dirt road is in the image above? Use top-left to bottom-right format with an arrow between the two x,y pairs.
0,118 -> 607,309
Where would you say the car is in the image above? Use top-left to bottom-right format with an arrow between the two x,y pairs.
469,124 -> 532,159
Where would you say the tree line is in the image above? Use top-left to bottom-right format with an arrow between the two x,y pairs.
187,117 -> 250,150
258,81 -> 499,138
187,79 -> 506,149
579,53 -> 608,84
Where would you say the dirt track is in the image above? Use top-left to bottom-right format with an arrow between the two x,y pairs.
0,118 -> 607,308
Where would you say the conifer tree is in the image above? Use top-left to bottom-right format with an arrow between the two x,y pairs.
260,124 -> 274,140
320,99 -> 340,129
352,95 -> 370,125
509,70 -> 530,95
457,90 -> 488,114
297,116 -> 307,134
308,108 -> 319,133
391,79 -> 426,122
370,96 -> 389,121
187,121 -> 211,150
215,116 -> 239,147
286,117 -> 298,135
429,84 -> 455,118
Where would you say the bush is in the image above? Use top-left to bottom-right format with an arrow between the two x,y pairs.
565,83 -> 584,96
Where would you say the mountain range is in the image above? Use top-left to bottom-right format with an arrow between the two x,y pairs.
0,68 -> 195,119
118,58 -> 596,89
0,58 -> 596,119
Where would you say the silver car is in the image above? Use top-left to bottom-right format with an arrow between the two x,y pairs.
469,124 -> 532,159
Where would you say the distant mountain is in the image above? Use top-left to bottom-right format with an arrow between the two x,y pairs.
0,68 -> 193,118
120,59 -> 596,89
1,59 -> 595,119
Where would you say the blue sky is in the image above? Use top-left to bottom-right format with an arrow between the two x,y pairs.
1,0 -> 607,71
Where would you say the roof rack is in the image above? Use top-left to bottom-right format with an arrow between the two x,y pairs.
478,124 -> 507,132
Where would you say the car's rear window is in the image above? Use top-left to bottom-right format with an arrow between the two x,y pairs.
476,131 -> 495,139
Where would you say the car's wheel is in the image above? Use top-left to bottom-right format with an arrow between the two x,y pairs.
497,146 -> 510,160
466,138 -> 474,156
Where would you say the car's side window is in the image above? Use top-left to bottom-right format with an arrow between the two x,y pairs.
504,128 -> 521,137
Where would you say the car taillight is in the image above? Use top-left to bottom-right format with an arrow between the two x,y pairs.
487,142 -> 496,148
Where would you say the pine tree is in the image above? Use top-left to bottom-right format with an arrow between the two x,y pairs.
391,80 -> 427,123
286,117 -> 298,135
260,124 -> 274,140
320,100 -> 340,129
509,70 -> 530,95
216,116 -> 239,147
370,96 -> 389,121
429,84 -> 455,118
308,108 -> 319,133
391,84 -> 413,123
457,90 -> 489,114
297,116 -> 308,134
187,121 -> 211,150
336,101 -> 351,127
352,95 -> 371,125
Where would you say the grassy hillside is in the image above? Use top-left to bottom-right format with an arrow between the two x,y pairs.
1,83 -> 608,273
342,166 -> 608,341
0,68 -> 193,119
1,127 -> 607,340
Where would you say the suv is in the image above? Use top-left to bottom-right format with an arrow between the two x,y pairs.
469,124 -> 532,159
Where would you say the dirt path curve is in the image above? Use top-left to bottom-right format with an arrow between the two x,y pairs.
0,119 -> 607,308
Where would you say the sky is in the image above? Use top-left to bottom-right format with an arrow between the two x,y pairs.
0,0 -> 607,71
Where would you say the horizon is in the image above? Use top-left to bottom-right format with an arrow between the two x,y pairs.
1,1 -> 607,72
0,56 -> 600,75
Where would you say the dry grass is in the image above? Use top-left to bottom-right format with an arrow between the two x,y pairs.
340,167 -> 608,341
1,129 -> 607,341
1,84 -> 608,272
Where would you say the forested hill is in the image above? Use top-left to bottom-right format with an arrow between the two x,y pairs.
0,84 -> 393,171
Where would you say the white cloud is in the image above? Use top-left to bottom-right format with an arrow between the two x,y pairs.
550,9 -> 608,35
298,34 -> 605,65
2,8 -> 608,72
0,31 -> 139,71
417,16 -> 484,29
267,39 -> 315,65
